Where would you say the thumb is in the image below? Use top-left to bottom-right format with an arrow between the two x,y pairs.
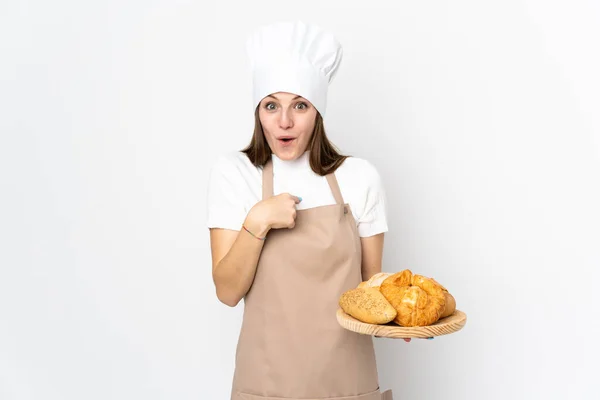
292,195 -> 302,204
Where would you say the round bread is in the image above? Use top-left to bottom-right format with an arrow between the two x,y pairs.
380,269 -> 412,287
430,276 -> 456,318
440,291 -> 456,318
356,272 -> 393,290
339,287 -> 397,324
379,270 -> 446,327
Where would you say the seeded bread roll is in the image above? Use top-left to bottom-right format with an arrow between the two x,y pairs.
339,287 -> 397,324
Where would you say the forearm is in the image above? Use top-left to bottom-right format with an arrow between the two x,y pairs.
212,217 -> 269,307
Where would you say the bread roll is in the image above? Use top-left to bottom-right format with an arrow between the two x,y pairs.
380,269 -> 412,287
356,272 -> 393,290
430,276 -> 456,317
440,291 -> 456,318
339,287 -> 397,324
379,270 -> 446,327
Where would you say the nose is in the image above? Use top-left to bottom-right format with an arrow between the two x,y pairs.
278,109 -> 293,129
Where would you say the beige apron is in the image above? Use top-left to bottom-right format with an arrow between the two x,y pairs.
231,158 -> 393,400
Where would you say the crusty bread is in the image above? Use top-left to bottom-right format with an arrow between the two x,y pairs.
441,292 -> 456,318
430,276 -> 456,317
380,269 -> 412,288
379,270 -> 446,327
339,287 -> 397,324
367,272 -> 393,288
356,272 -> 393,290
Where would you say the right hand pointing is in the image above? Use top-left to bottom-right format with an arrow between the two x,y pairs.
246,193 -> 302,237
264,193 -> 302,230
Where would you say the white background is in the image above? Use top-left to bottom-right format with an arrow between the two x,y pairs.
1,1 -> 599,399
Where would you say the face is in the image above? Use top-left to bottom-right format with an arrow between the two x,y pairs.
258,92 -> 317,161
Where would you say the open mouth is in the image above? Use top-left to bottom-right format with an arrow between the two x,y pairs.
278,137 -> 296,144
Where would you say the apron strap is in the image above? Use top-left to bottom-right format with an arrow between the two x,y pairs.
325,172 -> 345,205
262,159 -> 273,200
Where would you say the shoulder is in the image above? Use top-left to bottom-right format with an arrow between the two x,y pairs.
210,151 -> 256,172
337,156 -> 383,183
207,150 -> 263,200
335,156 -> 388,236
206,152 -> 258,230
209,151 -> 262,182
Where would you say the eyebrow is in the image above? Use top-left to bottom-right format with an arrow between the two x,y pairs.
266,94 -> 303,101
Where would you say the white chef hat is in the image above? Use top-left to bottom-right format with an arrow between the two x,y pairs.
246,20 -> 343,118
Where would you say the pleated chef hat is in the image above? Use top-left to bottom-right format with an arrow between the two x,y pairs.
246,21 -> 343,118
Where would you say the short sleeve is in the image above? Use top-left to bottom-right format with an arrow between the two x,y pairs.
357,162 -> 389,237
206,155 -> 248,231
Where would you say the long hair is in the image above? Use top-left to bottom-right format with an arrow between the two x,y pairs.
241,106 -> 349,176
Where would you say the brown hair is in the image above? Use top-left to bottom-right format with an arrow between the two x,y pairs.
241,106 -> 350,176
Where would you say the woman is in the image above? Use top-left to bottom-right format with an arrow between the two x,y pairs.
207,21 -> 395,400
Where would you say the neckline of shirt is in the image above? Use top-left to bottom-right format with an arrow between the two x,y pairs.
271,150 -> 310,171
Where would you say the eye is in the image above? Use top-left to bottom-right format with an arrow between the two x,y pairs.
295,102 -> 308,110
264,102 -> 277,111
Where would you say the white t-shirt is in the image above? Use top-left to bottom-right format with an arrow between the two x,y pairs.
206,150 -> 389,237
